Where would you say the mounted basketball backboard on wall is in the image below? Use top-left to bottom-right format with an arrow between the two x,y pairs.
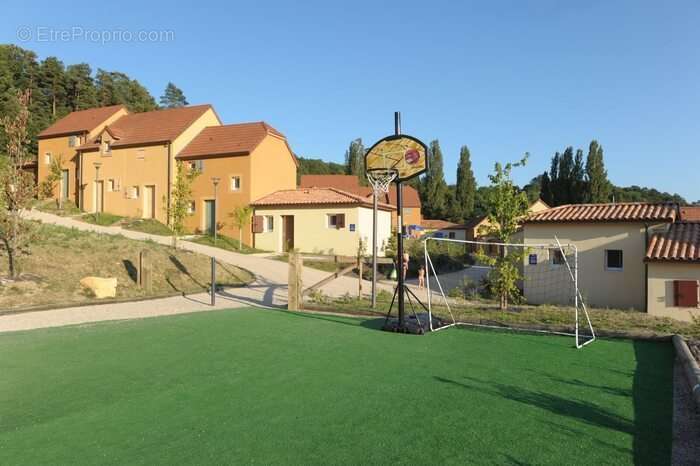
364,135 -> 428,182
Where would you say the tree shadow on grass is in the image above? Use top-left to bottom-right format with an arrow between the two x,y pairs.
539,373 -> 632,398
169,255 -> 205,288
281,311 -> 382,330
434,375 -> 634,435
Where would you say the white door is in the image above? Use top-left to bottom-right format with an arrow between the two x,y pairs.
143,185 -> 155,219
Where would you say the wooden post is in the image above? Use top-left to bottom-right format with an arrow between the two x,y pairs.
288,250 -> 303,310
358,256 -> 363,298
210,257 -> 216,306
139,250 -> 152,293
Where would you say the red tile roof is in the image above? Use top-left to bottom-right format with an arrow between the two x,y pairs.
38,105 -> 125,138
79,105 -> 216,150
177,122 -> 286,159
299,174 -> 421,208
251,187 -> 394,211
679,206 -> 700,222
421,219 -> 465,230
300,175 -> 360,192
525,203 -> 677,223
646,223 -> 700,262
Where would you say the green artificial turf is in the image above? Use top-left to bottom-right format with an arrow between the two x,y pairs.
0,309 -> 674,465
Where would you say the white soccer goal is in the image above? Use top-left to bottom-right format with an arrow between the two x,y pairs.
422,237 -> 596,348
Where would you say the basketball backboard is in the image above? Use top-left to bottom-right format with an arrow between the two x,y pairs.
364,135 -> 428,182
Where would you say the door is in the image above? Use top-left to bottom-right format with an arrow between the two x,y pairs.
143,185 -> 155,219
282,215 -> 294,252
60,169 -> 69,200
94,181 -> 104,213
204,200 -> 216,235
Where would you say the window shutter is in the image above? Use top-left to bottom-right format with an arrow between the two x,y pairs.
337,214 -> 345,229
674,280 -> 699,307
252,215 -> 264,234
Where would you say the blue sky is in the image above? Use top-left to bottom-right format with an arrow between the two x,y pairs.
3,1 -> 700,201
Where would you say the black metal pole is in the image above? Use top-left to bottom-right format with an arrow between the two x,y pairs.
210,256 -> 216,306
394,111 -> 405,329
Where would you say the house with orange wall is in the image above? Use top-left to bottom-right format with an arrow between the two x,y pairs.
37,105 -> 128,203
176,122 -> 298,245
76,105 -> 221,224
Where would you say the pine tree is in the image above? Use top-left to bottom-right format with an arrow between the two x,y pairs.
65,64 -> 98,110
585,140 -> 611,203
453,145 -> 477,221
38,57 -> 67,118
421,140 -> 449,219
159,82 -> 188,108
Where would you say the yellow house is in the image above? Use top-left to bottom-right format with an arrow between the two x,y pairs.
251,187 -> 394,256
645,222 -> 700,322
522,202 -> 677,311
176,122 -> 298,244
76,105 -> 222,224
37,105 -> 128,203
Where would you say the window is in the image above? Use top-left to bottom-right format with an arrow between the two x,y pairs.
327,213 -> 345,229
605,249 -> 623,270
102,141 -> 112,156
230,176 -> 241,191
187,201 -> 195,214
674,280 -> 699,307
263,215 -> 274,232
68,136 -> 77,147
528,254 -> 538,265
448,231 -> 456,239
189,160 -> 204,172
349,223 -> 356,232
551,249 -> 565,265
44,152 -> 51,165
130,186 -> 140,199
136,149 -> 145,160
108,179 -> 115,192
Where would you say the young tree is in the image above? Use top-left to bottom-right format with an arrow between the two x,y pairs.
0,90 -> 37,278
159,82 -> 189,108
480,155 -> 530,309
164,161 -> 199,247
421,140 -> 449,219
453,145 -> 477,221
38,154 -> 64,208
585,140 -> 611,203
229,205 -> 253,250
344,138 -> 366,185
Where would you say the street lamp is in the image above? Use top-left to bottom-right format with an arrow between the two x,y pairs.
93,161 -> 102,222
211,177 -> 220,243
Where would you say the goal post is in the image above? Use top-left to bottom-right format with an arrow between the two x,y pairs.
423,236 -> 596,348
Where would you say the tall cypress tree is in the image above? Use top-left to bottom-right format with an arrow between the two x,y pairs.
571,149 -> 585,203
539,171 -> 553,205
585,140 -> 611,203
344,138 -> 366,185
453,145 -> 477,221
421,140 -> 449,219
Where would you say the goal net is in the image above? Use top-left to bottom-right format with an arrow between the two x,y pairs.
421,237 -> 595,348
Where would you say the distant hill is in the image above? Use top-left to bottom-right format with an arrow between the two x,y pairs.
296,156 -> 346,184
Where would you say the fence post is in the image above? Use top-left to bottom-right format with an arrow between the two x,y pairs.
358,256 -> 363,298
139,250 -> 152,293
288,250 -> 303,310
210,257 -> 216,306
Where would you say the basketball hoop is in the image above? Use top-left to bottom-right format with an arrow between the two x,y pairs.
367,168 -> 397,194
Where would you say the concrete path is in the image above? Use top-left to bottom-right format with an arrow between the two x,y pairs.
0,210 -> 396,332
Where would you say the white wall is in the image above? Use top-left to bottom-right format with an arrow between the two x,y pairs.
357,207 -> 392,256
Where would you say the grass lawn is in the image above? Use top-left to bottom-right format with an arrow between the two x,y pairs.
191,233 -> 264,254
271,253 -> 350,273
0,309 -> 673,465
122,218 -> 174,236
0,224 -> 253,310
80,212 -> 124,226
33,199 -> 82,217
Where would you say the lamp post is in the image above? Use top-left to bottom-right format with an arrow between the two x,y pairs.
211,177 -> 220,243
93,161 -> 102,222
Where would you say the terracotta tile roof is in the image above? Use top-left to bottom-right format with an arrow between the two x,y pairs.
300,175 -> 360,192
79,105 -> 215,150
422,219 -> 465,230
38,105 -> 126,138
646,223 -> 700,262
679,206 -> 700,222
251,187 -> 394,211
299,174 -> 421,208
177,122 -> 286,159
525,202 -> 677,223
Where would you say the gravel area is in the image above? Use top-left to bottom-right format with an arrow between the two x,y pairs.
672,360 -> 700,465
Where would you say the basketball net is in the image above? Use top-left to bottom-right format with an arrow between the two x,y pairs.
367,169 -> 397,194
